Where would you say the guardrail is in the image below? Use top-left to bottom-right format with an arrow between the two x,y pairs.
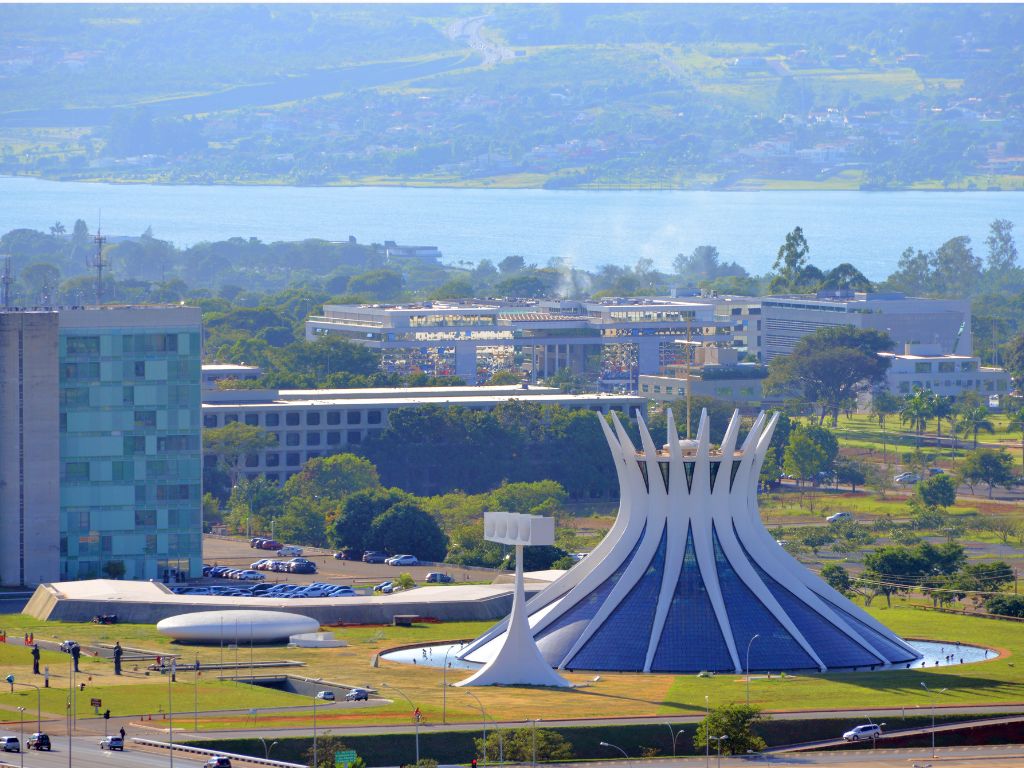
131,737 -> 305,767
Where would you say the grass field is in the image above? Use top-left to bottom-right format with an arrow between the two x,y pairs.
1,600 -> 1022,732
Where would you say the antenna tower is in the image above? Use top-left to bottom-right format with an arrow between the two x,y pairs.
1,256 -> 12,308
86,224 -> 108,305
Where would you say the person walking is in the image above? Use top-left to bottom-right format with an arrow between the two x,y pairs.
113,642 -> 123,676
71,642 -> 81,672
31,643 -> 40,674
119,726 -> 126,741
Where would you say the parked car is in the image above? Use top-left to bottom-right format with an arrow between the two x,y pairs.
259,540 -> 283,550
287,558 -> 317,574
27,733 -> 51,750
315,690 -> 335,701
894,472 -> 921,485
99,735 -> 124,751
278,545 -> 303,556
249,538 -> 265,548
59,640 -> 80,653
842,724 -> 882,741
386,554 -> 419,566
327,586 -> 356,597
250,559 -> 272,570
1,737 -> 20,752
334,549 -> 359,560
237,570 -> 265,581
345,688 -> 369,701
425,572 -> 453,583
362,551 -> 388,564
927,467 -> 945,476
270,560 -> 289,572
373,581 -> 393,593
826,511 -> 852,523
205,757 -> 232,768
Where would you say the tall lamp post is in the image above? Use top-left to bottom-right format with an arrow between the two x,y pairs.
704,695 -> 710,768
168,663 -> 174,768
665,724 -> 685,758
17,707 -> 24,768
383,682 -> 419,764
599,741 -> 628,759
442,644 -> 457,724
920,682 -> 947,758
462,688 -> 489,765
745,633 -> 760,706
712,735 -> 728,768
6,680 -> 41,732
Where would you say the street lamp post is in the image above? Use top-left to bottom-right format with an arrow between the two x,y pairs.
745,634 -> 760,706
442,644 -> 456,724
66,650 -> 73,768
713,735 -> 729,768
462,688 -> 488,765
383,682 -> 419,764
531,719 -> 537,768
8,681 -> 41,732
704,695 -> 710,768
259,738 -> 278,759
665,725 -> 685,758
920,682 -> 947,758
194,655 -> 199,732
312,691 -> 318,768
168,663 -> 174,768
17,707 -> 24,768
600,741 -> 628,759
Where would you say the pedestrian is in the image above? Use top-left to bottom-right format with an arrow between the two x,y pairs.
71,643 -> 81,672
119,726 -> 126,741
31,643 -> 40,674
113,642 -> 123,676
44,666 -> 49,688
171,657 -> 177,682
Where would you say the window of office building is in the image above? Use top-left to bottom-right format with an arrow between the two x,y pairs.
203,414 -> 218,428
348,431 -> 362,444
265,413 -> 280,427
266,453 -> 280,467
66,335 -> 100,355
308,433 -> 321,446
245,453 -> 260,467
367,410 -> 382,425
326,431 -> 341,446
134,410 -> 157,428
327,411 -> 341,425
347,411 -> 361,425
914,362 -> 931,373
286,412 -> 300,426
307,412 -> 321,426
224,414 -> 238,424
245,413 -> 260,426
286,452 -> 301,466
286,432 -> 300,446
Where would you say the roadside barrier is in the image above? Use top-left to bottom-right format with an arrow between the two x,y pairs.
131,737 -> 305,767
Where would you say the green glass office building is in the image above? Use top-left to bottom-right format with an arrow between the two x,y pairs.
1,306 -> 203,586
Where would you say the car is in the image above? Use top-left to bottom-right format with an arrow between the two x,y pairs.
205,757 -> 232,768
59,640 -> 80,653
208,566 -> 232,578
894,472 -> 921,485
99,735 -> 124,751
259,540 -> 283,550
362,551 -> 388,564
249,538 -> 265,548
345,688 -> 369,701
334,549 -> 358,561
373,581 -> 393,593
287,558 -> 317,574
27,733 -> 51,750
327,586 -> 356,597
927,467 -> 945,476
250,559 -> 272,570
826,511 -> 852,523
237,570 -> 265,581
315,690 -> 335,701
386,554 -> 419,566
842,724 -> 882,741
425,572 -> 453,583
278,545 -> 303,556
270,560 -> 289,572
1,737 -> 20,752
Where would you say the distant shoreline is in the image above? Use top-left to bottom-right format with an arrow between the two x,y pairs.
3,171 -> 1022,193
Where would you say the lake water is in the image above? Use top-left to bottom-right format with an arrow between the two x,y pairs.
2,176 -> 1022,280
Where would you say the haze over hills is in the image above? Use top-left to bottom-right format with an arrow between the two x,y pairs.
1,4 -> 1022,189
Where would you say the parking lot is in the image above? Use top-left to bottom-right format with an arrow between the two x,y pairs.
199,535 -> 494,595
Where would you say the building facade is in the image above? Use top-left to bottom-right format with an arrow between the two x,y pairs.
879,344 -> 1011,400
761,291 -> 971,360
0,306 -> 203,587
202,384 -> 645,485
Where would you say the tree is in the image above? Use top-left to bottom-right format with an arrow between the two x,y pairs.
330,487 -> 409,552
274,496 -> 331,548
49,221 -> 66,236
497,255 -> 525,274
204,421 -> 278,486
1006,331 -> 1024,390
476,728 -> 573,763
917,473 -> 957,510
985,219 -> 1018,272
900,388 -> 935,446
985,594 -> 1024,618
769,226 -> 811,293
225,476 -> 284,535
693,705 -> 768,756
834,458 -> 866,491
283,453 -> 380,502
306,737 -> 366,768
367,499 -> 448,562
863,546 -> 925,607
959,448 -> 1014,498
1006,406 -> 1024,471
767,327 -> 893,426
957,403 -> 994,448
347,269 -> 404,300
932,236 -> 981,297
821,563 -> 851,595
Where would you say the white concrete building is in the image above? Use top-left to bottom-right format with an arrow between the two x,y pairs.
879,343 -> 1011,400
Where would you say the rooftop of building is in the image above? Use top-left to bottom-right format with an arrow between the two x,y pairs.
202,390 -> 644,410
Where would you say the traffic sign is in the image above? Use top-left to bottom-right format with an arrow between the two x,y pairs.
336,749 -> 357,767
90,697 -> 102,707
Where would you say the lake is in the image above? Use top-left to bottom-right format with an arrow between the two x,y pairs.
2,176 -> 1022,280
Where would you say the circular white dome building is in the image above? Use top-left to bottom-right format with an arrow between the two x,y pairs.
157,609 -> 320,643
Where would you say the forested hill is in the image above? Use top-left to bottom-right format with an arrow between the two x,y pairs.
1,4 -> 1022,189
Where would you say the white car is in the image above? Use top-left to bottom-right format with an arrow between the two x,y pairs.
278,545 -> 303,557
894,472 -> 921,485
315,690 -> 335,701
237,570 -> 265,581
842,724 -> 882,741
386,554 -> 419,566
250,559 -> 272,570
826,511 -> 852,523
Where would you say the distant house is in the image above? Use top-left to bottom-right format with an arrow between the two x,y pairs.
383,241 -> 442,262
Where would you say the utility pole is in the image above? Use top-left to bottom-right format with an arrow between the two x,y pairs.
1,256 -> 11,308
86,225 -> 108,305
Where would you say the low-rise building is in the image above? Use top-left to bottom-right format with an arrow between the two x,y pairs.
639,344 -> 768,405
879,343 -> 1011,400
203,384 -> 646,484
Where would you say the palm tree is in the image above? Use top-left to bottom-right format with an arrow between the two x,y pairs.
959,404 -> 995,448
932,395 -> 953,449
900,389 -> 934,447
871,391 -> 902,463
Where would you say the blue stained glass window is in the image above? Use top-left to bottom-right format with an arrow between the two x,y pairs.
709,460 -> 721,492
713,527 -> 817,671
657,461 -> 670,493
824,602 -> 919,664
536,527 -> 645,665
652,525 -> 733,672
636,461 -> 650,492
729,461 -> 741,490
569,527 -> 668,671
739,539 -> 878,669
684,462 -> 695,491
